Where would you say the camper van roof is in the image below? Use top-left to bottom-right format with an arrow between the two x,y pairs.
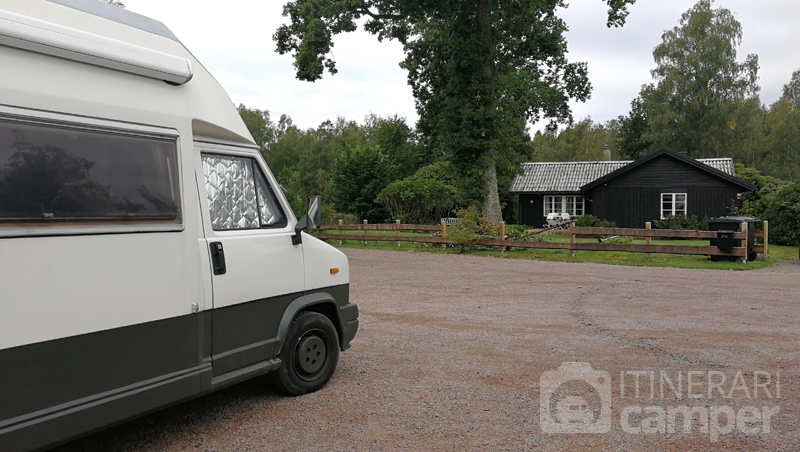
48,0 -> 180,42
0,0 -> 257,146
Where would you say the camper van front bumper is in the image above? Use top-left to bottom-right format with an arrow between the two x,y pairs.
337,302 -> 359,351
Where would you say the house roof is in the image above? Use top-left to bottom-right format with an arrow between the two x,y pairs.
509,161 -> 630,193
509,151 -> 742,194
580,148 -> 756,192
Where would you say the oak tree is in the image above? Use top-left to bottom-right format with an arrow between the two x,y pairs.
274,0 -> 635,221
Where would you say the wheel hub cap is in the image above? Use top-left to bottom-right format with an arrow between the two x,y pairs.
296,335 -> 326,374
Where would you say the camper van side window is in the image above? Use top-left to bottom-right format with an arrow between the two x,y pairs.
202,154 -> 286,230
0,119 -> 181,228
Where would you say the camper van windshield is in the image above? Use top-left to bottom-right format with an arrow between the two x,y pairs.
0,119 -> 181,226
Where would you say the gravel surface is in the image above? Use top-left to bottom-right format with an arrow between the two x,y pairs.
53,249 -> 800,451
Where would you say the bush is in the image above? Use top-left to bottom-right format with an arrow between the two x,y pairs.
413,161 -> 457,187
502,224 -> 545,243
652,214 -> 708,230
503,224 -> 528,240
762,181 -> 800,246
731,164 -> 791,218
376,176 -> 457,224
575,214 -> 616,228
446,205 -> 502,253
323,211 -> 359,226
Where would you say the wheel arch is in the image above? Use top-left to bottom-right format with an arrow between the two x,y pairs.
274,292 -> 343,355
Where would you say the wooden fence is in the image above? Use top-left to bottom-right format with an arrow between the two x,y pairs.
311,220 -> 769,263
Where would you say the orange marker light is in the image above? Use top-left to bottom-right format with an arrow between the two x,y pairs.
330,268 -> 339,274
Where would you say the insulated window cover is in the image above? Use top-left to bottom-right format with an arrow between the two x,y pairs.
0,119 -> 181,225
202,154 -> 286,230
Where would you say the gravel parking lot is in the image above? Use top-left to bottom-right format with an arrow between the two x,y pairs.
55,249 -> 800,451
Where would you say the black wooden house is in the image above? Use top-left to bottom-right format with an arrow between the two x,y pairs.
510,148 -> 756,228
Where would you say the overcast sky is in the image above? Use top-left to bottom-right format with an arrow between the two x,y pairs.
124,0 -> 800,133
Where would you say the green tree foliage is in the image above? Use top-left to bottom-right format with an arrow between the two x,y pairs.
781,69 -> 800,107
616,97 -> 652,159
274,167 -> 306,218
267,117 -> 366,201
533,64 -> 800,180
364,114 -> 421,179
639,0 -> 761,159
413,161 -> 457,187
330,144 -> 396,222
531,118 -> 620,162
731,164 -> 791,218
238,104 -> 276,151
274,0 -> 636,222
254,111 -> 428,219
376,175 -> 457,224
762,181 -> 800,246
762,69 -> 800,180
729,165 -> 798,247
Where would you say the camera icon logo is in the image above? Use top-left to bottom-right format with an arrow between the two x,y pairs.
540,362 -> 611,433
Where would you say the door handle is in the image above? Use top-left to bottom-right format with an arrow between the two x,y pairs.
210,242 -> 226,275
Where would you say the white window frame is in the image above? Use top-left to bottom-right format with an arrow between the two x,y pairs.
543,195 -> 584,217
660,193 -> 687,219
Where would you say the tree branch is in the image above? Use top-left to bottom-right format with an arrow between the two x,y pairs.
358,7 -> 404,22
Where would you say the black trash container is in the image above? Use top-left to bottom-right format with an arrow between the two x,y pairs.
707,216 -> 760,261
715,230 -> 736,251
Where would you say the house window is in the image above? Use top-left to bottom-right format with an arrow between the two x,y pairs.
661,193 -> 687,218
543,195 -> 584,216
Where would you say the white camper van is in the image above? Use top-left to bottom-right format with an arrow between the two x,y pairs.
0,1 -> 359,450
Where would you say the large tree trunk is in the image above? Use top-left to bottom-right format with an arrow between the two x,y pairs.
476,0 -> 503,222
481,151 -> 502,222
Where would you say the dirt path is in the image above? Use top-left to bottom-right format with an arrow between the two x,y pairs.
55,250 -> 800,451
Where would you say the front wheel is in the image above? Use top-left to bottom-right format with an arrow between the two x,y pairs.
271,312 -> 339,395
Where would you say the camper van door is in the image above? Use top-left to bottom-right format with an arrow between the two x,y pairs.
196,144 -> 304,378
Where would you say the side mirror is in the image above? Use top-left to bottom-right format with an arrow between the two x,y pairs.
306,195 -> 321,230
292,195 -> 322,245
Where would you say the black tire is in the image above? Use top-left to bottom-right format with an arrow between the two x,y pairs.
271,311 -> 339,396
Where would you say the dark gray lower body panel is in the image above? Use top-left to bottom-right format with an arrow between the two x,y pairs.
1,364 -> 212,452
0,312 -> 212,452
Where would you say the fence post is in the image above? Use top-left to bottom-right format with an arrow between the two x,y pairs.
364,219 -> 368,245
741,221 -> 748,264
441,219 -> 447,249
569,221 -> 575,257
396,219 -> 401,247
645,222 -> 652,260
500,221 -> 506,254
338,219 -> 343,246
763,220 -> 769,259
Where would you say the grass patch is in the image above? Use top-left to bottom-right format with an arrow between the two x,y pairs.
314,229 -> 797,270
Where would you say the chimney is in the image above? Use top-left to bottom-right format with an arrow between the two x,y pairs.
602,145 -> 611,161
